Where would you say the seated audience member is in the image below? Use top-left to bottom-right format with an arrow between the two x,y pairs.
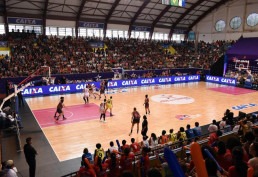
168,129 -> 178,147
130,138 -> 141,153
185,124 -> 195,143
121,140 -> 130,152
77,158 -> 96,177
93,156 -> 108,177
5,160 -> 18,177
141,136 -> 149,148
82,148 -> 93,164
177,127 -> 187,141
139,147 -> 151,177
94,143 -> 105,161
215,141 -> 232,171
219,117 -> 227,132
105,152 -> 120,177
107,141 -> 118,155
149,133 -> 158,148
226,137 -> 249,162
158,130 -> 168,145
193,122 -> 202,137
248,142 -> 258,175
226,146 -> 249,177
208,120 -> 219,133
120,147 -> 135,173
243,131 -> 255,158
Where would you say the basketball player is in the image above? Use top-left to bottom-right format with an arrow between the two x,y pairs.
87,83 -> 95,99
55,99 -> 66,122
92,84 -> 101,99
54,97 -> 64,118
143,94 -> 150,115
105,96 -> 113,116
83,85 -> 90,104
129,107 -> 141,136
99,100 -> 106,122
99,81 -> 106,99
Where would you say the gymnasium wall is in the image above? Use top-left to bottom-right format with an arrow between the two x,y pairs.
194,0 -> 258,42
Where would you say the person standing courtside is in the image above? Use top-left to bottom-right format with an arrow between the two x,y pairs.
24,137 -> 37,177
143,95 -> 150,115
129,107 -> 141,136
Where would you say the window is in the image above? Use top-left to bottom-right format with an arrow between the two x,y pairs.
113,30 -> 118,38
87,29 -> 94,37
215,20 -> 226,32
230,17 -> 241,29
106,30 -> 112,38
247,13 -> 258,27
164,33 -> 168,40
66,28 -> 73,36
58,28 -> 66,36
0,24 -> 5,34
78,28 -> 86,36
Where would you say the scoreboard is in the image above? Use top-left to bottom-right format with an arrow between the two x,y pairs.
162,0 -> 186,7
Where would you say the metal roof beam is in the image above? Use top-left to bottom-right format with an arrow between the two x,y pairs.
186,0 -> 231,34
168,0 -> 206,39
128,0 -> 150,38
75,0 -> 87,38
149,6 -> 170,39
42,0 -> 49,36
104,0 -> 120,38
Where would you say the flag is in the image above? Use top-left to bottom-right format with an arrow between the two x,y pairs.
170,0 -> 179,6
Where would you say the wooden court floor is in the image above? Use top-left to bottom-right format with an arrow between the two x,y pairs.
25,82 -> 258,162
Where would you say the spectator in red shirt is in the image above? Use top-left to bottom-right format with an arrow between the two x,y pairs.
120,147 -> 135,173
215,141 -> 232,171
227,146 -> 249,177
105,152 -> 120,177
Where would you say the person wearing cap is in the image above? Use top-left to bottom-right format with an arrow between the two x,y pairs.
24,137 -> 37,177
5,160 -> 18,177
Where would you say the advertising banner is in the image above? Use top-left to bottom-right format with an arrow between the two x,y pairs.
22,75 -> 200,97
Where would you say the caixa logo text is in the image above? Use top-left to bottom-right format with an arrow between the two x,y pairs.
108,81 -> 118,87
22,88 -> 43,95
206,76 -> 219,81
220,78 -> 236,85
188,75 -> 200,80
122,80 -> 137,86
174,76 -> 186,81
49,86 -> 70,92
158,78 -> 172,83
141,79 -> 155,84
232,103 -> 257,110
76,84 -> 87,90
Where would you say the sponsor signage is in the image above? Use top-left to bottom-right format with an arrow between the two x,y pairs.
8,17 -> 42,25
131,26 -> 151,32
205,75 -> 236,86
22,75 -> 200,97
0,41 -> 8,47
79,22 -> 104,28
232,103 -> 258,111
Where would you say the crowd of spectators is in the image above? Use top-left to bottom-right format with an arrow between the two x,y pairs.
75,108 -> 258,177
0,33 -> 233,79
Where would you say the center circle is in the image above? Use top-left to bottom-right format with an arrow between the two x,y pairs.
151,94 -> 195,105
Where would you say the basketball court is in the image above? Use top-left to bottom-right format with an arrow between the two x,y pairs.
25,82 -> 258,162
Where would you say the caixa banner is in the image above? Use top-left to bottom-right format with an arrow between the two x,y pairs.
22,75 -> 200,97
205,75 -> 236,86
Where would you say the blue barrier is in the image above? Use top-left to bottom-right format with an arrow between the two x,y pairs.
205,75 -> 236,86
22,75 -> 200,97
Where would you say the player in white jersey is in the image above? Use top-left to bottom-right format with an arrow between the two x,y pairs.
92,84 -> 101,99
83,86 -> 90,104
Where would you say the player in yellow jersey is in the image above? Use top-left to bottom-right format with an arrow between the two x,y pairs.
105,96 -> 113,116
